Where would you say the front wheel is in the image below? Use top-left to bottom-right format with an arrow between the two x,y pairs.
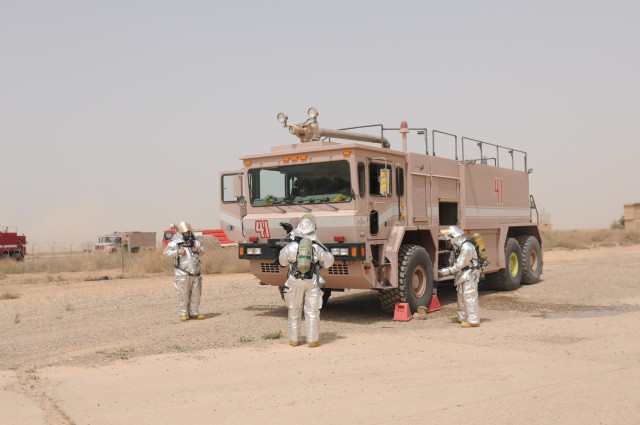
483,238 -> 523,291
379,245 -> 434,314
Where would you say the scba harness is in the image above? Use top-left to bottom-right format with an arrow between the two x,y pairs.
455,235 -> 489,271
291,237 -> 317,280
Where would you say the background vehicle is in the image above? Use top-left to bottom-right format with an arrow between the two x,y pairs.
0,226 -> 28,261
220,108 -> 543,314
92,231 -> 156,254
161,227 -> 236,247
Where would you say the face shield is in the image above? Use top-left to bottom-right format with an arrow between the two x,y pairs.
441,225 -> 465,247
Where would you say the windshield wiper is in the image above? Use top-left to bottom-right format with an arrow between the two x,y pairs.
296,201 -> 311,212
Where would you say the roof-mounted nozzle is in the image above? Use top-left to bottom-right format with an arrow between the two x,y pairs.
277,107 -> 390,148
276,113 -> 288,126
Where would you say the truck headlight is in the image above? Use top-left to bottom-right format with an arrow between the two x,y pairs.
247,247 -> 262,255
331,247 -> 349,256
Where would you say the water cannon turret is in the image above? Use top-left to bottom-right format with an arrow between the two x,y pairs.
277,107 -> 390,148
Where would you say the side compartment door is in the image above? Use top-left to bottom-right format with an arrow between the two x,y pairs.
367,158 -> 395,239
220,171 -> 246,241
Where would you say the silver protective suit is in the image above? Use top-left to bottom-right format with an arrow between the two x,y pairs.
440,236 -> 480,325
279,218 -> 334,345
163,233 -> 206,318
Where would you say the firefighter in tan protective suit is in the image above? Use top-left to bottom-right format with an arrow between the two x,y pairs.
438,225 -> 481,327
163,221 -> 206,322
279,214 -> 334,347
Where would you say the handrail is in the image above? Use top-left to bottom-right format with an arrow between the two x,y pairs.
326,124 -> 529,172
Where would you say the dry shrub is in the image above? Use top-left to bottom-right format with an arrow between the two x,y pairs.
201,246 -> 249,274
542,229 -> 640,251
0,245 -> 247,277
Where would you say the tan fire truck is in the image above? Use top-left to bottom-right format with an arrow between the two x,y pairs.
220,108 -> 542,314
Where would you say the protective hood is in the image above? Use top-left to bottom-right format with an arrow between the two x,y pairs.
291,218 -> 316,239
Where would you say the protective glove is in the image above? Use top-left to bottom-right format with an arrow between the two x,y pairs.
438,269 -> 449,278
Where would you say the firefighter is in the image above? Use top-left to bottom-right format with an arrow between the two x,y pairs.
279,214 -> 334,347
438,225 -> 481,327
163,221 -> 206,322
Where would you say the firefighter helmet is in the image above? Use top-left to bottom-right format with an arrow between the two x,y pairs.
176,221 -> 192,233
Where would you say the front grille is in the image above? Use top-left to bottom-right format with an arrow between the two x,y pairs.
260,263 -> 282,274
328,263 -> 349,275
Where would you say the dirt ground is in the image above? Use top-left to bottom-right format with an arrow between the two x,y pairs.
1,245 -> 640,425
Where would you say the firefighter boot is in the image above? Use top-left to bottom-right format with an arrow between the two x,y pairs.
461,321 -> 479,328
308,342 -> 320,348
179,316 -> 189,322
190,314 -> 205,320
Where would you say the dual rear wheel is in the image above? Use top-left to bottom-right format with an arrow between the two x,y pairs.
483,235 -> 542,291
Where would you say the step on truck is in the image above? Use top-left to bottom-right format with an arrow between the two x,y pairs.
219,108 -> 543,314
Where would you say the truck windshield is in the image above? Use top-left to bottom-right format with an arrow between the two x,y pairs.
248,160 -> 352,206
99,237 -> 121,244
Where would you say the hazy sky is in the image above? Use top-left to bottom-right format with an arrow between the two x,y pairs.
2,1 -> 639,250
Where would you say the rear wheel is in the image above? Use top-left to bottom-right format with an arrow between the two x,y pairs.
517,235 -> 542,284
483,238 -> 522,291
379,245 -> 434,314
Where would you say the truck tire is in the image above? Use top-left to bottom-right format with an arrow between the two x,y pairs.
379,245 -> 434,314
483,238 -> 522,291
517,235 -> 542,284
322,288 -> 332,306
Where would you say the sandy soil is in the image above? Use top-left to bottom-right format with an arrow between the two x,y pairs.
1,245 -> 640,425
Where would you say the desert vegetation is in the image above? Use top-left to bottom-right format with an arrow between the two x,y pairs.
541,228 -> 640,250
1,229 -> 639,277
0,241 -> 249,277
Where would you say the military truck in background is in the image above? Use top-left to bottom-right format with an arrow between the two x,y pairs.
92,231 -> 156,254
219,108 -> 543,314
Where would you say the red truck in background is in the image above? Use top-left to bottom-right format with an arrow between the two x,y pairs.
0,226 -> 28,261
162,227 -> 235,247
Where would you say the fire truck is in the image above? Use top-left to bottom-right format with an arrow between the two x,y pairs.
162,227 -> 236,247
0,226 -> 28,261
220,108 -> 543,313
